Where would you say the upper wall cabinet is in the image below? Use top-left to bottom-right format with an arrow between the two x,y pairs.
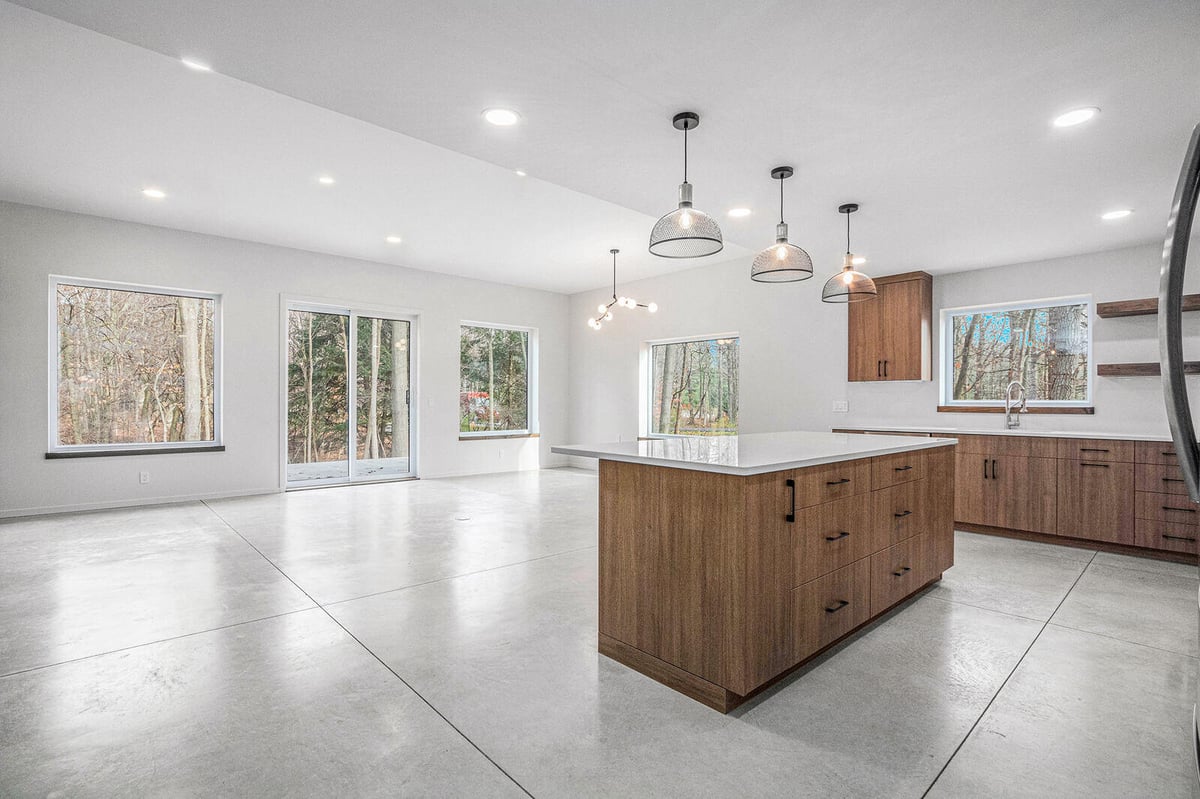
847,271 -> 933,382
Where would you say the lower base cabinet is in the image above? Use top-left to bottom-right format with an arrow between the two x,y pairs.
1056,459 -> 1134,544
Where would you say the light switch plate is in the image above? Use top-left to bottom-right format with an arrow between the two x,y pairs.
832,400 -> 849,413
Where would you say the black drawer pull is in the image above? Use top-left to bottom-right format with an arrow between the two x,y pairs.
892,566 -> 912,577
1081,462 -> 1110,468
826,478 -> 851,486
1164,477 -> 1186,483
824,530 -> 851,542
894,465 -> 913,472
1163,451 -> 1176,456
894,510 -> 913,519
1164,534 -> 1197,542
1163,506 -> 1197,513
1080,447 -> 1110,453
825,600 -> 850,614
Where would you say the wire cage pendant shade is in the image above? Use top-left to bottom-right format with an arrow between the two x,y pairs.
821,203 -> 878,303
649,112 -> 724,258
751,165 -> 813,282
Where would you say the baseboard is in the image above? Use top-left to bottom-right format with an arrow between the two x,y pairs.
956,522 -> 1195,564
0,486 -> 282,520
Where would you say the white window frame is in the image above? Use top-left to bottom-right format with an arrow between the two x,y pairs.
458,321 -> 538,439
48,275 -> 224,454
641,332 -> 740,438
939,294 -> 1093,408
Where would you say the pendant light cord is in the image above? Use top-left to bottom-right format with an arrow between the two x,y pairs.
845,210 -> 851,254
683,125 -> 688,183
779,177 -> 785,225
612,251 -> 618,300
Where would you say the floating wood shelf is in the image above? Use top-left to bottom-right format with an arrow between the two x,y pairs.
1096,294 -> 1200,318
1097,362 -> 1200,377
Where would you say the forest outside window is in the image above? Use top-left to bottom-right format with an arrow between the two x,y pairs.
51,278 -> 221,453
942,297 -> 1091,407
459,324 -> 534,437
647,336 -> 739,436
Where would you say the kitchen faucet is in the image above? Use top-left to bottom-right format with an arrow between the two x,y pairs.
1005,380 -> 1027,429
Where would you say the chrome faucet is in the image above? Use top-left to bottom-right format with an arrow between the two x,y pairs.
1005,380 -> 1027,429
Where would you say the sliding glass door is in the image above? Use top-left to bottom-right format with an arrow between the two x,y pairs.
286,305 -> 414,486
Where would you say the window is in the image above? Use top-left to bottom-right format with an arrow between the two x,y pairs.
647,336 -> 739,436
459,324 -> 533,436
942,297 -> 1090,406
51,278 -> 220,452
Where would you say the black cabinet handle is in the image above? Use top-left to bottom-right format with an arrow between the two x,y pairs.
877,360 -> 881,377
983,458 -> 988,480
1163,451 -> 1177,457
894,510 -> 913,519
1164,534 -> 1198,542
825,530 -> 851,542
892,566 -> 912,577
785,478 -> 796,523
883,360 -> 889,377
1164,477 -> 1186,483
1163,506 -> 1196,514
825,600 -> 850,614
894,465 -> 913,472
991,459 -> 997,480
1081,462 -> 1110,468
1080,447 -> 1110,453
826,478 -> 851,486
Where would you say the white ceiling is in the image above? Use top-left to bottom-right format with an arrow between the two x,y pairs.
2,0 -> 1199,294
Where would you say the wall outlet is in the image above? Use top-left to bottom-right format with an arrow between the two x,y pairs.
832,400 -> 849,413
138,471 -> 151,484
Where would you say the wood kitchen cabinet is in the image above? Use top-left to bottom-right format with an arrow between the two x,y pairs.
1057,458 -> 1135,544
954,446 -> 1057,534
847,271 -> 933,382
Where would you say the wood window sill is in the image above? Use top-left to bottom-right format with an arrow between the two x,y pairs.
936,406 -> 1095,415
458,433 -> 539,441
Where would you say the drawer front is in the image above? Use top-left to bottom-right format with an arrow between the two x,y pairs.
792,495 -> 874,586
951,434 -> 1056,458
1135,441 -> 1180,465
1135,491 -> 1200,526
793,458 -> 872,508
1135,462 -> 1190,496
872,481 -> 925,550
870,534 -> 928,616
1056,438 -> 1134,462
792,557 -> 871,660
871,450 -> 926,489
1134,518 -> 1200,554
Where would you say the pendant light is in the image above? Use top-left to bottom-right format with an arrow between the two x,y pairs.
648,112 -> 723,258
821,203 -> 878,303
587,249 -> 658,330
750,166 -> 813,282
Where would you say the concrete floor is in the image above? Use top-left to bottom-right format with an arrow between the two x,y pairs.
1,467 -> 1197,798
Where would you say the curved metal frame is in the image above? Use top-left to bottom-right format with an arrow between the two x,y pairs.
1159,122 -> 1200,503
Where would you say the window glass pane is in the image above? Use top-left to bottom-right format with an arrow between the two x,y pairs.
355,317 -> 411,478
459,325 -> 530,433
649,337 -> 739,435
286,310 -> 350,481
56,283 -> 216,445
949,303 -> 1088,402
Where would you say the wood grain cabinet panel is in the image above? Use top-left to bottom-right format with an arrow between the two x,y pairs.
1135,441 -> 1180,465
1056,438 -> 1134,463
924,447 -> 956,573
791,495 -> 875,586
871,450 -> 926,489
1135,491 -> 1200,526
1135,462 -> 1191,496
793,458 -> 871,508
953,452 -> 993,526
952,434 -> 1056,459
1057,460 -> 1134,544
847,288 -> 883,382
870,535 -> 929,616
1134,518 -> 1200,554
872,481 -> 925,550
791,558 -> 872,662
847,271 -> 932,382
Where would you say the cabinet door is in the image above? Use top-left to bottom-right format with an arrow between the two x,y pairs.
847,291 -> 883,382
954,452 -> 993,526
993,455 -> 1057,533
879,278 -> 927,380
1056,459 -> 1134,544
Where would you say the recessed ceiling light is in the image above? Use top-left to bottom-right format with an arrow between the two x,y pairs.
851,256 -> 867,265
180,58 -> 212,72
482,108 -> 521,126
514,169 -> 527,177
317,175 -> 335,185
1053,107 -> 1100,128
385,235 -> 403,244
728,208 -> 752,218
142,187 -> 166,199
1101,209 -> 1132,220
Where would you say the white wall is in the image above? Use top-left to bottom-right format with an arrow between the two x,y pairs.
567,241 -> 1200,460
0,202 -> 568,516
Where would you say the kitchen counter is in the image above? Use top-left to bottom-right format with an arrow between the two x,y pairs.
551,430 -> 956,476
834,424 -> 1172,442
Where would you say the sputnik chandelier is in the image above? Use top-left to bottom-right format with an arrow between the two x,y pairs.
587,249 -> 658,330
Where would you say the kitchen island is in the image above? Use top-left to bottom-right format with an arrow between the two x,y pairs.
552,431 -> 957,712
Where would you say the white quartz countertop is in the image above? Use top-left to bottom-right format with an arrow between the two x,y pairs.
834,424 -> 1173,442
551,431 -> 956,476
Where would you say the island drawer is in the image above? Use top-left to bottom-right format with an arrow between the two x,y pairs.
1135,491 -> 1200,526
872,480 -> 925,550
871,450 -> 925,489
1136,441 -> 1179,465
792,495 -> 874,586
1056,438 -> 1134,463
1134,518 -> 1199,554
1135,462 -> 1190,496
792,458 -> 872,508
870,534 -> 929,616
792,557 -> 871,659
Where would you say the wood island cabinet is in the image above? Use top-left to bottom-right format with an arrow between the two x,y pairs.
847,271 -> 933,382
